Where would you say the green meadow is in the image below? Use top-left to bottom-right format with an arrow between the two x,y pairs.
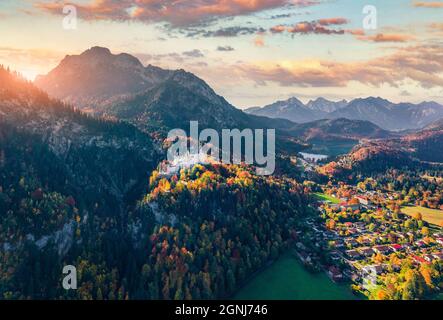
233,255 -> 359,300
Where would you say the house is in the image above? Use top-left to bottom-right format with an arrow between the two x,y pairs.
373,245 -> 391,255
415,240 -> 427,248
423,254 -> 435,263
331,240 -> 345,250
359,247 -> 375,257
390,244 -> 404,252
411,255 -> 429,265
342,269 -> 358,281
328,266 -> 343,282
394,233 -> 406,240
345,238 -> 359,247
340,202 -> 360,211
362,264 -> 385,275
357,237 -> 372,246
345,249 -> 362,260
432,253 -> 443,261
361,265 -> 385,289
330,251 -> 343,262
347,228 -> 359,235
356,196 -> 371,206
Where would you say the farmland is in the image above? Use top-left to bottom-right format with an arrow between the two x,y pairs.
401,206 -> 443,226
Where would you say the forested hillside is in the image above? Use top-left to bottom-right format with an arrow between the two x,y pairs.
0,66 -> 308,299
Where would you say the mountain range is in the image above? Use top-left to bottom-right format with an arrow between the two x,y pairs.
28,46 -> 443,160
246,96 -> 443,131
32,47 -> 413,157
35,47 -> 309,155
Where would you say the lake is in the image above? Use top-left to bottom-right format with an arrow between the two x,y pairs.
300,152 -> 329,162
233,255 -> 360,300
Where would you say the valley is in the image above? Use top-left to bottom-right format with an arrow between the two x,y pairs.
1,47 -> 442,301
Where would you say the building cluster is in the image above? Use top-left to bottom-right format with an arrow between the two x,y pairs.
294,186 -> 443,295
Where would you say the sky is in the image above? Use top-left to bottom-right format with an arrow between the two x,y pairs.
0,0 -> 443,108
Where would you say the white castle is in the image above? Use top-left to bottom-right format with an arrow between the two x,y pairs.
159,150 -> 217,176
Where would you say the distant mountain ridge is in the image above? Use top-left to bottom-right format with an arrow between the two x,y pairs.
246,96 -> 443,131
288,118 -> 392,141
286,118 -> 394,156
306,98 -> 348,113
245,97 -> 319,124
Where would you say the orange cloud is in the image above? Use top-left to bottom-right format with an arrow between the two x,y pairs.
254,36 -> 265,47
430,23 -> 443,31
356,33 -> 416,43
36,0 -> 317,26
346,29 -> 365,36
235,44 -> 443,88
414,1 -> 443,8
317,18 -> 348,26
270,25 -> 287,33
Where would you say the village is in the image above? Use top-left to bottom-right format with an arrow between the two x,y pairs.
294,180 -> 443,299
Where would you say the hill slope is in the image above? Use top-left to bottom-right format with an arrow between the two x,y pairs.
318,123 -> 443,176
1,66 -> 159,212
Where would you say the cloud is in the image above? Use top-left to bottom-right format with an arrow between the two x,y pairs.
36,0 -> 318,27
270,25 -> 287,33
184,26 -> 265,37
182,49 -> 205,58
414,1 -> 443,8
217,46 -> 235,51
356,33 -> 416,43
234,44 -> 443,89
270,13 -> 294,19
316,18 -> 348,26
135,52 -> 185,64
429,22 -> 443,34
288,21 -> 345,34
134,49 -> 205,66
254,36 -> 265,47
268,19 -> 415,43
270,18 -> 349,35
346,29 -> 365,36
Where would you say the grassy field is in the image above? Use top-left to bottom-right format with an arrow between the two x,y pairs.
233,255 -> 359,300
314,193 -> 340,204
401,206 -> 443,226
